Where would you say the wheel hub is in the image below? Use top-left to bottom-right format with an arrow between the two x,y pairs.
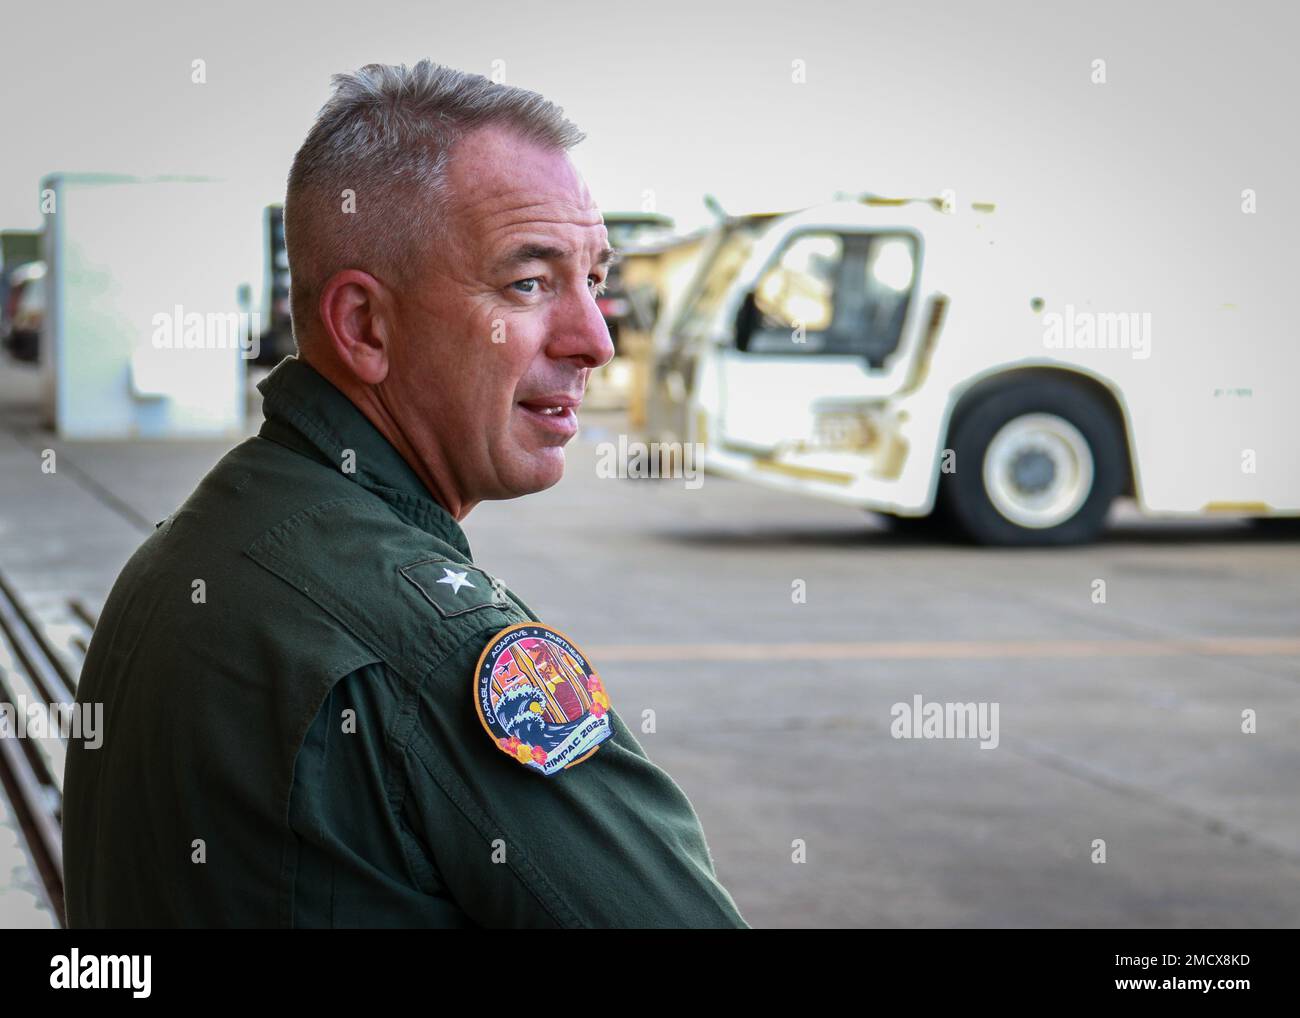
982,414 -> 1095,529
1011,448 -> 1057,494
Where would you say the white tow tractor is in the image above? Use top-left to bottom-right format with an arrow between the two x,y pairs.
644,196 -> 1297,544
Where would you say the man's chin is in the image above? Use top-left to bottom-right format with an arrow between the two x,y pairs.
502,449 -> 566,498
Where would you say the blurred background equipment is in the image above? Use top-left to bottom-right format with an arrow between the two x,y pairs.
582,211 -> 674,411
257,204 -> 295,365
2,260 -> 44,365
641,194 -> 1299,545
1,229 -> 43,363
38,173 -> 260,438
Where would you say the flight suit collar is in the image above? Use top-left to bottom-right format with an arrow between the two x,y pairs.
256,356 -> 473,560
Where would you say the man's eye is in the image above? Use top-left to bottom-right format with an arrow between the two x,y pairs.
589,276 -> 608,296
511,278 -> 540,294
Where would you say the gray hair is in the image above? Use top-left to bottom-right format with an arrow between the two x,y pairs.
284,60 -> 586,346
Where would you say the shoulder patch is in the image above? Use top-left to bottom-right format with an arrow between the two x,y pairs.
473,623 -> 614,777
400,556 -> 508,617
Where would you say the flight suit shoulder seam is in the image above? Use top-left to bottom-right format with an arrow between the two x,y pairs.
244,494 -> 393,552
243,498 -> 427,686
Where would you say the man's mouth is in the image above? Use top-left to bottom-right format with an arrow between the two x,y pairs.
516,395 -> 581,437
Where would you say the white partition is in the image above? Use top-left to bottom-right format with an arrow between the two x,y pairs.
42,174 -> 259,438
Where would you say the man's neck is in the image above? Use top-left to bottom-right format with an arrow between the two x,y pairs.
299,352 -> 477,521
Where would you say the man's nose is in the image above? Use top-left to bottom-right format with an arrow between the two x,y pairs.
548,288 -> 615,368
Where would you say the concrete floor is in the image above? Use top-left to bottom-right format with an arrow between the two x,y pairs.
1,361 -> 1298,927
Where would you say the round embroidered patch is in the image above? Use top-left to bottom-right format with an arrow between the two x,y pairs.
474,622 -> 614,777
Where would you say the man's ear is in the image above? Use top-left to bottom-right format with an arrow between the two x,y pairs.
317,269 -> 393,385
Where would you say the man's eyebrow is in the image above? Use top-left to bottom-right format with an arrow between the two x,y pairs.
493,243 -> 621,273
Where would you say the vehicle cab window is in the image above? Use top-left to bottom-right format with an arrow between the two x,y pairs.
741,230 -> 919,368
747,232 -> 843,352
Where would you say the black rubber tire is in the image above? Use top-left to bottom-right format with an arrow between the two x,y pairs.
938,377 -> 1125,546
876,500 -> 954,540
1251,517 -> 1300,538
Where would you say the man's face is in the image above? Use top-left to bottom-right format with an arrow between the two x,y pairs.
382,124 -> 615,507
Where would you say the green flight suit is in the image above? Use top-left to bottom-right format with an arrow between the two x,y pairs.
61,356 -> 747,929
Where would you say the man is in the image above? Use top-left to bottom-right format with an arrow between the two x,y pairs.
62,61 -> 747,929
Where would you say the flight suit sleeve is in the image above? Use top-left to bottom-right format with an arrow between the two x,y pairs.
399,622 -> 750,929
